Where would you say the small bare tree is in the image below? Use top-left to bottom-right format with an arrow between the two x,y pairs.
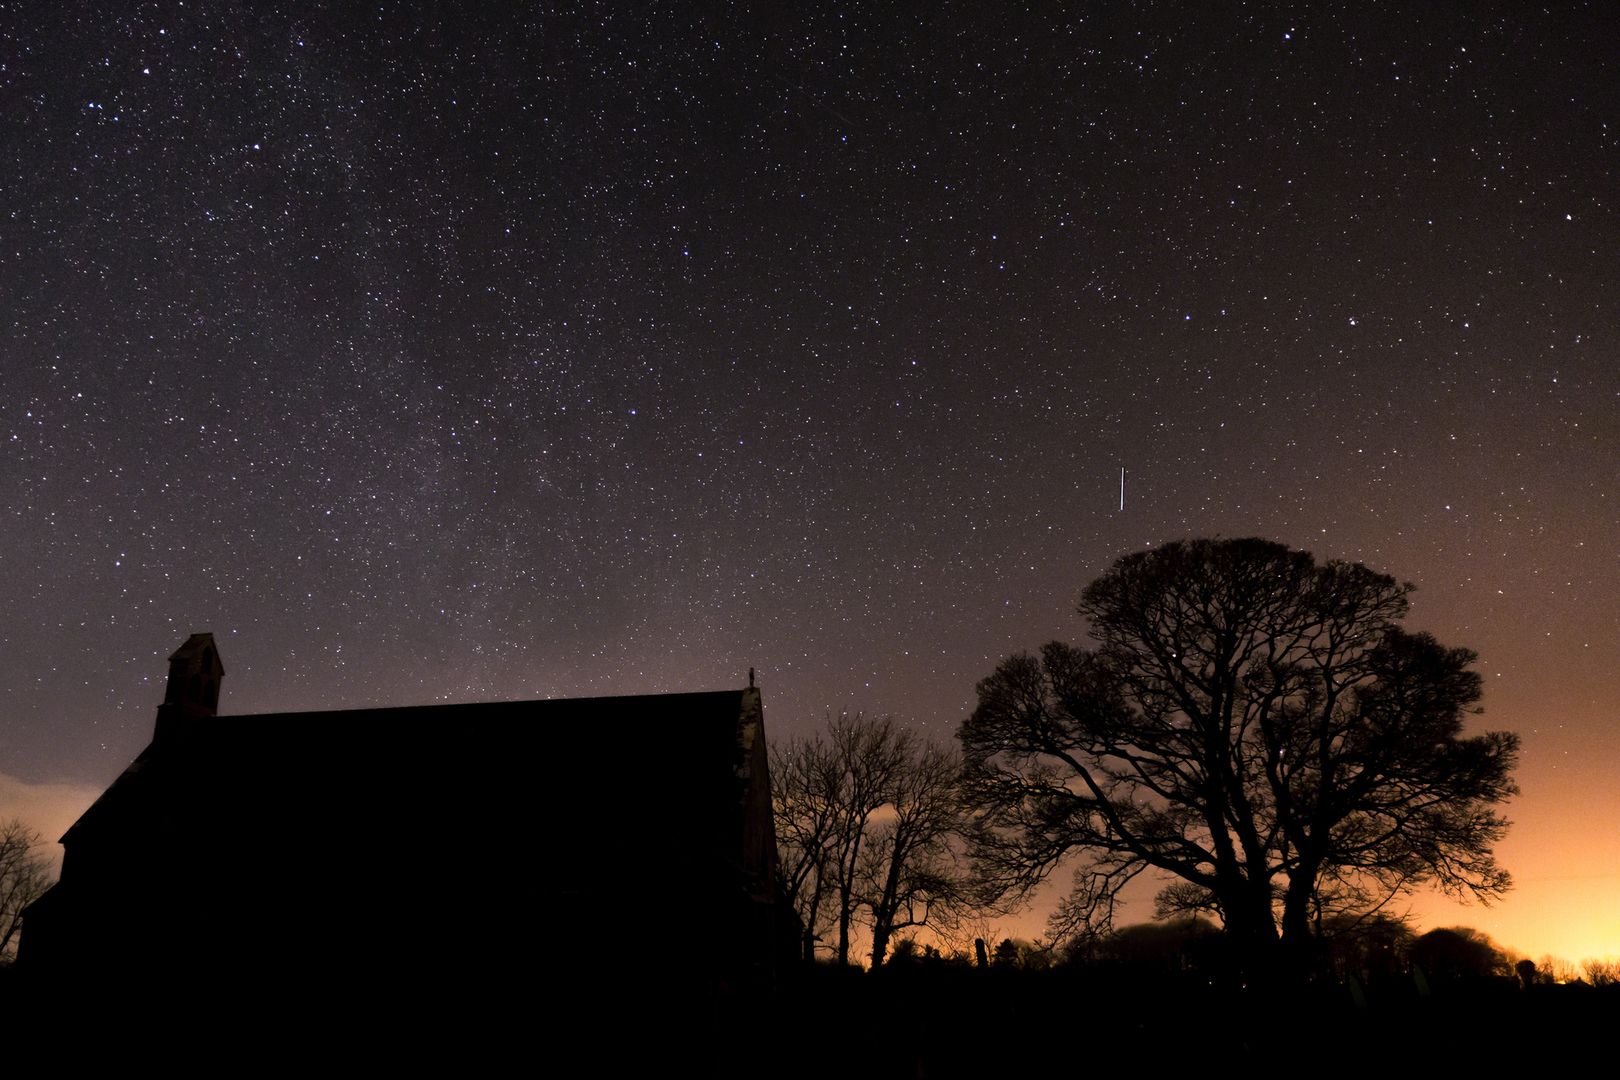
772,715 -> 972,967
1,818 -> 55,963
1581,958 -> 1619,987
771,732 -> 844,963
772,714 -> 911,965
858,741 -> 969,969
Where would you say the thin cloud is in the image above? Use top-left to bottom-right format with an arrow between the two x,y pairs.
0,773 -> 103,867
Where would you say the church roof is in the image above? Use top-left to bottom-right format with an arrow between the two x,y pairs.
66,689 -> 765,876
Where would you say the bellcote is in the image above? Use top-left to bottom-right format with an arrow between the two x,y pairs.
155,633 -> 224,737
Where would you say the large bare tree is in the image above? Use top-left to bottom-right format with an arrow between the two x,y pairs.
959,538 -> 1520,978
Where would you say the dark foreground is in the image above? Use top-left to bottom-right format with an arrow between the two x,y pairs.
3,960 -> 1610,1074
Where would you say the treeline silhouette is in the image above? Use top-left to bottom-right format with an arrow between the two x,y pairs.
767,707 -> 1614,1075
768,920 -> 1620,1076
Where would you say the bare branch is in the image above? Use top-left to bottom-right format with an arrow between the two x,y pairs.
0,818 -> 56,963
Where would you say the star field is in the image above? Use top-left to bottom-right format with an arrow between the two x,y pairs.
2,4 -> 1618,958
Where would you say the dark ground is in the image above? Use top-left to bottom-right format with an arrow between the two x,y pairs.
3,959 -> 1608,1073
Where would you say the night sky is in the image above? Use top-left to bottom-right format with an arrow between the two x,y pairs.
3,5 -> 1617,960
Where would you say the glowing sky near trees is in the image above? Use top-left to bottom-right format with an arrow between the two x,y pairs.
2,4 -> 1616,962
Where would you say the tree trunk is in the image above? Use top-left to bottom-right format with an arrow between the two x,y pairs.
868,846 -> 906,970
1278,864 -> 1320,981
837,880 -> 853,966
869,922 -> 890,970
1219,878 -> 1281,983
801,880 -> 824,963
836,829 -> 863,966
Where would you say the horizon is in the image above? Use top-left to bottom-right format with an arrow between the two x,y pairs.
5,624 -> 1613,969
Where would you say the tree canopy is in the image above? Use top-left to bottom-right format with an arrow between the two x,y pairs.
958,537 -> 1520,976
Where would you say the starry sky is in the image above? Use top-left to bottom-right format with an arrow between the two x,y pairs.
3,4 -> 1617,961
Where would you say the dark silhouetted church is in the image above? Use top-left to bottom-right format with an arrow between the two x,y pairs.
19,634 -> 787,1045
